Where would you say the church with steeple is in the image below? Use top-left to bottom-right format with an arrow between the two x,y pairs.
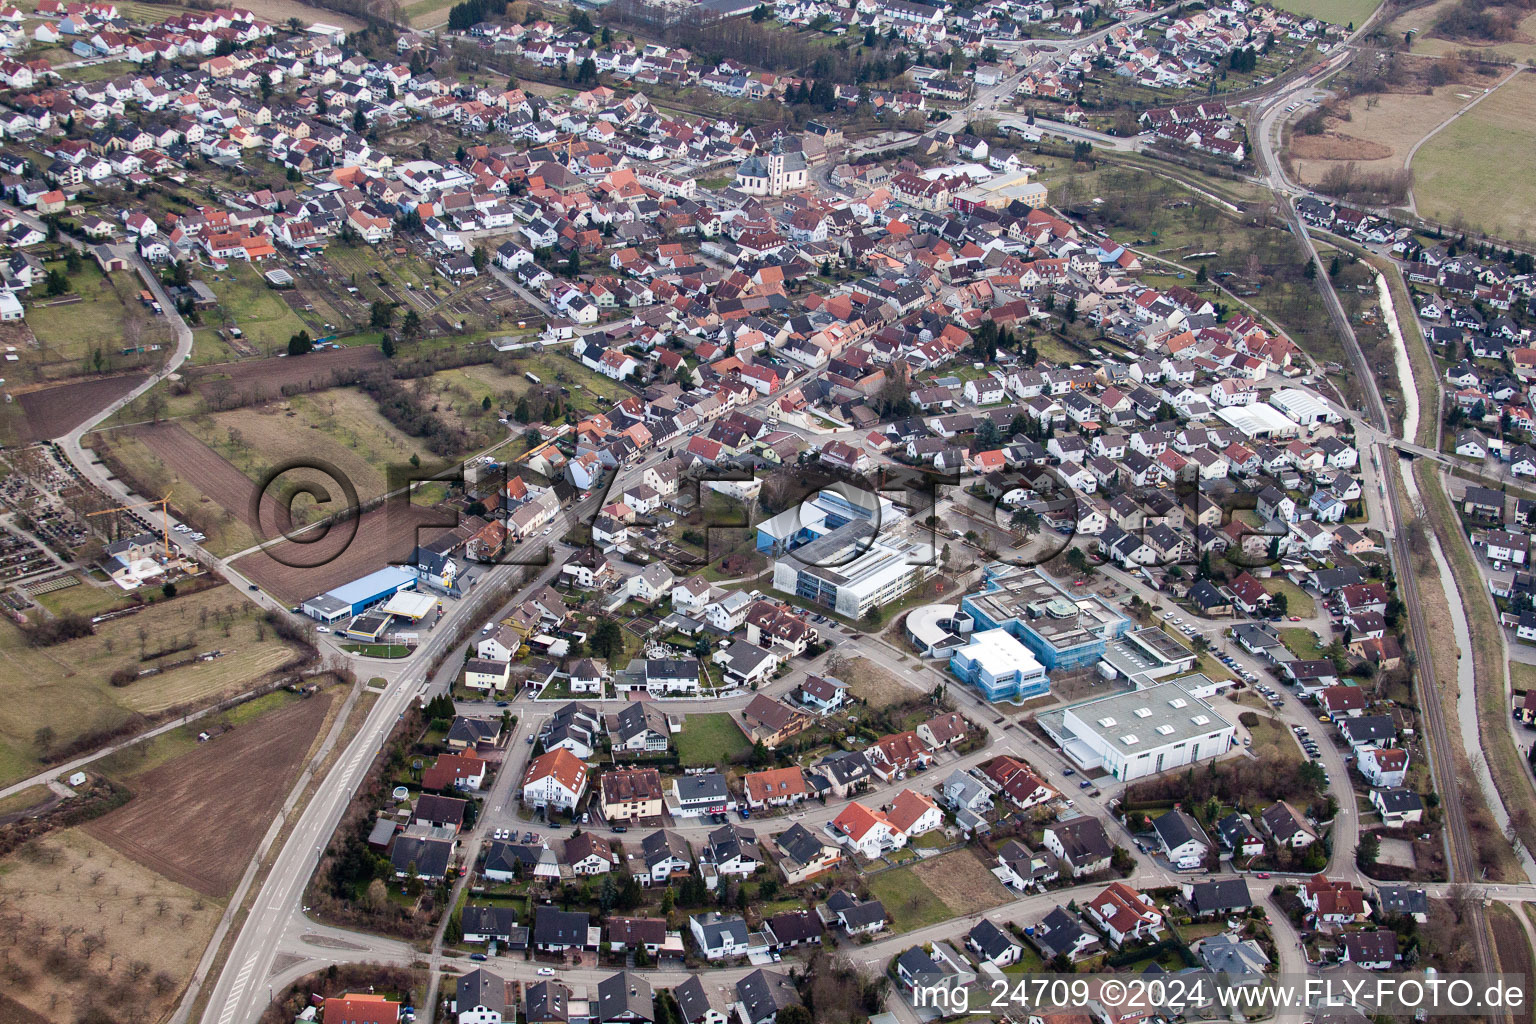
733,136 -> 809,197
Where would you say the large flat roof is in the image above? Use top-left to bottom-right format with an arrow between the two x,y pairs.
383,590 -> 438,619
1214,403 -> 1300,438
1062,680 -> 1233,750
326,566 -> 417,605
956,627 -> 1041,676
965,564 -> 1124,650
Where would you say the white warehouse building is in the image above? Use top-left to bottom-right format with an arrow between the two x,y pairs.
1037,680 -> 1236,782
1213,403 -> 1301,440
1268,388 -> 1342,426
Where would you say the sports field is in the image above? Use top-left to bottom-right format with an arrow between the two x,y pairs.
1414,72 -> 1536,241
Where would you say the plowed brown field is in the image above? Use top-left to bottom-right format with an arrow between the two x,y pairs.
85,691 -> 333,897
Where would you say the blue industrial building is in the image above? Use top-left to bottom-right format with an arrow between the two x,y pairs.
958,564 -> 1130,674
301,566 -> 418,623
949,627 -> 1050,702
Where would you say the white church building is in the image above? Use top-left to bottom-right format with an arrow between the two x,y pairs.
734,137 -> 809,197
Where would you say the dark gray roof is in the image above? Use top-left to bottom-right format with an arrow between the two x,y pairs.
1186,878 -> 1252,916
525,979 -> 569,1022
705,823 -> 759,864
389,835 -> 453,878
673,771 -> 729,804
1214,812 -> 1260,850
896,946 -> 941,980
641,829 -> 692,870
1034,906 -> 1090,959
673,976 -> 715,1024
597,971 -> 654,1023
765,909 -> 821,946
1153,808 -> 1208,851
461,904 -> 518,939
447,716 -> 501,746
815,750 -> 873,786
1375,884 -> 1429,918
774,823 -> 829,866
735,969 -> 800,1024
1049,816 -> 1112,864
692,911 -> 748,949
458,968 -> 510,1015
533,906 -> 589,947
967,918 -> 1017,960
1372,786 -> 1423,813
1340,715 -> 1395,745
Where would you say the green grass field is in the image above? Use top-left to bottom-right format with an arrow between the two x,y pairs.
1511,662 -> 1536,695
1414,73 -> 1536,243
404,0 -> 455,24
866,867 -> 953,931
1264,578 -> 1316,619
35,580 -> 136,620
1280,626 -> 1323,658
675,712 -> 752,766
1271,0 -> 1381,27
22,262 -> 156,379
342,643 -> 411,658
199,263 -> 312,354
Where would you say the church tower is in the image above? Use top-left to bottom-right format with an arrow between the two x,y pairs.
767,135 -> 786,197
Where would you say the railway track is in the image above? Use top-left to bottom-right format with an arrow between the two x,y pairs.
1279,171 -> 1501,999
1244,30 -> 1503,988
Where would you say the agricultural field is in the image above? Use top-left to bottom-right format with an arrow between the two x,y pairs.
1271,0 -> 1381,27
1286,85 -> 1479,187
1414,72 -> 1536,240
186,388 -> 453,503
1391,0 -> 1536,61
404,0 -> 457,26
0,583 -> 305,786
676,712 -> 753,766
234,501 -> 455,605
91,425 -> 261,557
12,373 -> 149,444
0,828 -> 222,1024
86,689 -> 335,896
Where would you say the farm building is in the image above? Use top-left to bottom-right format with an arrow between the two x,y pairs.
301,566 -> 417,623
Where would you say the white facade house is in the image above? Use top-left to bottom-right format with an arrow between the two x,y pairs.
521,749 -> 588,811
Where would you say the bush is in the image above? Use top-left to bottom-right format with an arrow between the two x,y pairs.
24,613 -> 94,647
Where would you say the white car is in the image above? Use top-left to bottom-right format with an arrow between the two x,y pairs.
538,968 -> 555,976
316,626 -> 331,633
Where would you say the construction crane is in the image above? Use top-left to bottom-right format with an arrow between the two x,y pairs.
87,493 -> 175,560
